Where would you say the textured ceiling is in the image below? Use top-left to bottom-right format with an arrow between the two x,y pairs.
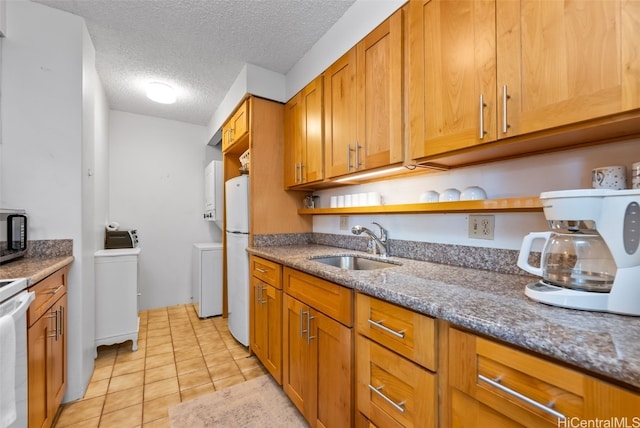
33,0 -> 356,126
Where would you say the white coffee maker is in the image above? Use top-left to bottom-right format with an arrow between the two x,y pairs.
518,189 -> 640,316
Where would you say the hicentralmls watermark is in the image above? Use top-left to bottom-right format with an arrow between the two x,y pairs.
558,417 -> 640,428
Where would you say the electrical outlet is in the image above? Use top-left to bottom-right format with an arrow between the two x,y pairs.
469,215 -> 495,240
340,216 -> 349,231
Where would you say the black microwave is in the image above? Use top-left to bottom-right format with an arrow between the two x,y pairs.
0,209 -> 28,263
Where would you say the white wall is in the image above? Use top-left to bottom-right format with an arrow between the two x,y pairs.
109,110 -> 220,310
1,0 -> 108,401
313,139 -> 640,250
206,0 -> 404,142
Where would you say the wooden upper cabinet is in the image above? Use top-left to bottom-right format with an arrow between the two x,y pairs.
222,99 -> 249,152
324,47 -> 358,178
356,9 -> 403,172
284,76 -> 324,188
497,0 -> 640,137
325,8 -> 404,179
409,0 -> 640,162
409,0 -> 497,160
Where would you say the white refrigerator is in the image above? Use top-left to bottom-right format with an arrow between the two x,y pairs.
225,175 -> 250,346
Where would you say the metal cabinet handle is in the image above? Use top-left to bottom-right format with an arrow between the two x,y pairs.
478,374 -> 566,420
368,384 -> 406,413
347,144 -> 353,171
479,94 -> 487,140
255,267 -> 268,273
47,310 -> 58,340
299,308 -> 305,338
306,311 -> 315,345
502,85 -> 510,134
257,284 -> 262,303
46,284 -> 64,295
355,142 -> 362,170
258,285 -> 267,305
59,305 -> 64,336
368,319 -> 405,338
299,163 -> 304,183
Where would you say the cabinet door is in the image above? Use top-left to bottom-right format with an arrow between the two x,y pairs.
497,0 -> 640,138
284,91 -> 304,188
28,309 -> 52,428
451,388 -> 525,428
49,294 -> 67,416
302,76 -> 324,184
408,0 -> 497,160
282,295 -> 314,421
357,10 -> 403,171
324,48 -> 358,178
251,278 -> 282,383
313,308 -> 353,428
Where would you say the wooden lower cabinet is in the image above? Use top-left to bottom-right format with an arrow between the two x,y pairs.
249,256 -> 282,383
27,267 -> 68,428
250,276 -> 282,383
448,326 -> 640,427
283,293 -> 353,427
356,336 -> 436,428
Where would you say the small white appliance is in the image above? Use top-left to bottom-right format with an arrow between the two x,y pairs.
0,277 -> 33,428
204,160 -> 223,228
225,175 -> 250,346
192,242 -> 223,318
95,248 -> 141,350
518,189 -> 640,316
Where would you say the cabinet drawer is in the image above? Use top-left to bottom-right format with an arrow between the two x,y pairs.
283,267 -> 353,326
250,256 -> 281,289
449,327 -> 640,425
28,267 -> 68,327
357,293 -> 436,371
357,336 -> 436,428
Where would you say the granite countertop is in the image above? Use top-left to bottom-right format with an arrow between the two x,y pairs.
0,256 -> 74,285
248,244 -> 640,390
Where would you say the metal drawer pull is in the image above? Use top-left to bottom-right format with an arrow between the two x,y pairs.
478,374 -> 566,420
368,384 -> 405,413
258,285 -> 267,305
46,284 -> 64,295
255,267 -> 268,273
368,319 -> 405,339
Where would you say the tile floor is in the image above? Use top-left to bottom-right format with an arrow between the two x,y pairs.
54,304 -> 266,427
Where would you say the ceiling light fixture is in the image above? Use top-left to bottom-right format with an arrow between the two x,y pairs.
146,82 -> 176,104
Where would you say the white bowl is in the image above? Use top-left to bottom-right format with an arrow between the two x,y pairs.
439,188 -> 461,202
419,190 -> 440,203
460,186 -> 487,200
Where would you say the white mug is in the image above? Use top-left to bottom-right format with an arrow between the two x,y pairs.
632,162 -> 640,189
592,166 -> 626,190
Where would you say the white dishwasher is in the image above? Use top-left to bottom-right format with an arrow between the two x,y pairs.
95,248 -> 141,351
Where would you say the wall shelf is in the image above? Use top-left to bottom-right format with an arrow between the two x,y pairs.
298,196 -> 542,215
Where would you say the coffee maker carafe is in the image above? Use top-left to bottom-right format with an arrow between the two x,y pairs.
517,189 -> 640,316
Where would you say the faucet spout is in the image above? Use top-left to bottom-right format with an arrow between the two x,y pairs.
351,223 -> 390,257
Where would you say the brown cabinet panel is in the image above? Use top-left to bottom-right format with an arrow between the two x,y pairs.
447,327 -> 640,426
284,76 -> 324,188
28,266 -> 68,428
356,293 -> 436,371
283,267 -> 353,327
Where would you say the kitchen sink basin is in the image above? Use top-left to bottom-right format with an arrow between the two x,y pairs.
309,255 -> 399,270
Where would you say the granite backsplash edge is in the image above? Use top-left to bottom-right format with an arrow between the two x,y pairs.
27,239 -> 73,258
253,233 -> 534,276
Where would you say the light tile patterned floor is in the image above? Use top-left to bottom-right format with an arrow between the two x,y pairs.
54,304 -> 266,427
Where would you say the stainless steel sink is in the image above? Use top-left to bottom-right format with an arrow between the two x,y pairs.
309,255 -> 399,270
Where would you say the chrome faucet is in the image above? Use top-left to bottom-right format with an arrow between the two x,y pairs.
352,222 -> 389,257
